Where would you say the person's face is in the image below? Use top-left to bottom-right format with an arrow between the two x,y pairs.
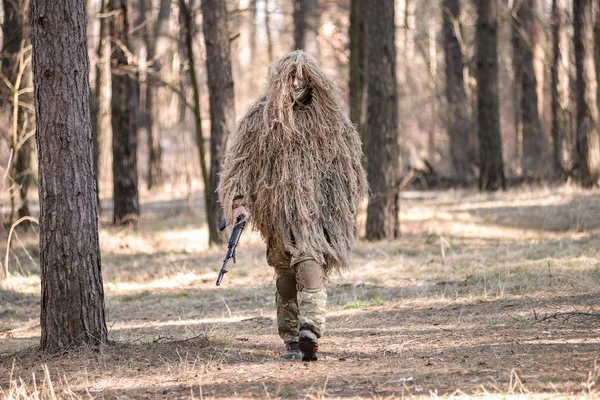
292,74 -> 303,89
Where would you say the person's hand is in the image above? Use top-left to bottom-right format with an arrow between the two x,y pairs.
232,205 -> 250,223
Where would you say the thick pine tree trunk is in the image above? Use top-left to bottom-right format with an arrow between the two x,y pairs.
293,0 -> 319,55
349,0 -> 364,134
110,0 -> 140,225
363,0 -> 400,240
201,0 -> 236,246
475,0 -> 505,191
442,0 -> 471,184
573,0 -> 600,186
31,0 -> 107,351
514,0 -> 549,179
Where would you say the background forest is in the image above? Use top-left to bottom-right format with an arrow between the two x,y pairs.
0,0 -> 599,236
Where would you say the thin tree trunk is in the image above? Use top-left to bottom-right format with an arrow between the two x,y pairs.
201,0 -> 236,245
404,0 -> 410,59
573,0 -> 600,186
110,0 -> 140,226
514,0 -> 549,179
595,2 -> 600,124
443,0 -> 471,184
250,0 -> 257,61
32,0 -> 107,351
144,0 -> 171,189
363,0 -> 400,240
293,0 -> 319,55
348,0 -> 364,134
265,0 -> 274,63
94,0 -> 112,213
550,0 -> 566,176
475,0 -> 505,191
427,22 -> 437,160
179,0 -> 210,239
511,3 -> 523,169
2,0 -> 32,223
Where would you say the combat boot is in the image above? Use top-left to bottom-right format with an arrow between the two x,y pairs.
283,342 -> 302,360
299,329 -> 318,361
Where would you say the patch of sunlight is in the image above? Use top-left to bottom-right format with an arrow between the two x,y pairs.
342,297 -> 386,310
108,315 -> 250,332
154,228 -> 210,253
521,338 -> 600,345
451,192 -> 575,211
1,274 -> 40,294
105,272 -> 208,294
99,230 -> 156,255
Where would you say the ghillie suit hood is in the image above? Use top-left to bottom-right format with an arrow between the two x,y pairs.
218,50 -> 368,274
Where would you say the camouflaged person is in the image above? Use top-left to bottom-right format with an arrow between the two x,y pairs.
218,50 -> 368,361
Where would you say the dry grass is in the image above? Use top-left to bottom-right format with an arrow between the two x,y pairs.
1,185 -> 600,399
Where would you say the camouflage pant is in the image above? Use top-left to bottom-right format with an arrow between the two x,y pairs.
267,240 -> 327,344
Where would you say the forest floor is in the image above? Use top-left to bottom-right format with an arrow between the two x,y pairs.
1,185 -> 600,399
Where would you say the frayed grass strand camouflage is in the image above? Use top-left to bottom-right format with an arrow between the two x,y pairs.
218,50 -> 368,275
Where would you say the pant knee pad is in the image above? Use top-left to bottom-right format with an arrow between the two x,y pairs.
297,260 -> 324,291
276,274 -> 297,300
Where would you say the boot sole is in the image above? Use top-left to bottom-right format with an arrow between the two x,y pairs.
299,338 -> 318,362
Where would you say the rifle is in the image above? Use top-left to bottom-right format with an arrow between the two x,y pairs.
216,215 -> 246,286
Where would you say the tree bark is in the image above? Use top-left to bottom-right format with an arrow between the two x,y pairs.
201,0 -> 236,246
31,0 -> 107,351
2,0 -> 33,223
143,0 -> 171,189
363,0 -> 400,240
573,0 -> 600,186
93,0 -> 112,213
550,0 -> 566,176
179,0 -> 210,245
513,0 -> 549,179
265,0 -> 274,63
348,0 -> 364,134
475,0 -> 505,191
595,2 -> 600,126
442,0 -> 471,184
511,2 -> 523,168
110,0 -> 140,225
293,0 -> 319,55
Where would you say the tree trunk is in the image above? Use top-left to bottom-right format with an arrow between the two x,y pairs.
573,0 -> 600,186
143,0 -> 170,189
2,0 -> 33,223
265,0 -> 274,63
348,0 -> 364,134
363,0 -> 400,240
442,0 -> 471,184
511,2 -> 523,168
293,0 -> 319,55
110,0 -> 140,225
514,0 -> 549,179
31,0 -> 107,351
595,2 -> 600,125
550,0 -> 566,176
475,0 -> 505,191
201,0 -> 235,246
179,0 -> 210,244
94,0 -> 112,213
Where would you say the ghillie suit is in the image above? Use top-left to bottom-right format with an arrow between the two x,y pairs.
218,50 -> 368,276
